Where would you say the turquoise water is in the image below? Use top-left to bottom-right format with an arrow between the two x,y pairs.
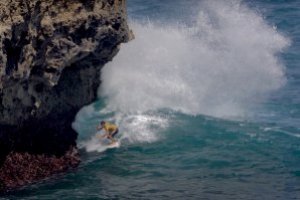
3,0 -> 300,199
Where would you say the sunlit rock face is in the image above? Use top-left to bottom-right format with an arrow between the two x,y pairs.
0,0 -> 131,189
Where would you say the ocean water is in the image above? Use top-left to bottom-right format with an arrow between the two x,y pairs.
4,0 -> 300,199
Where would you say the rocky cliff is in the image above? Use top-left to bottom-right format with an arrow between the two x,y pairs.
0,0 -> 131,189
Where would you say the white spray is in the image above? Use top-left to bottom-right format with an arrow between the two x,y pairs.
76,0 -> 290,148
101,0 -> 289,117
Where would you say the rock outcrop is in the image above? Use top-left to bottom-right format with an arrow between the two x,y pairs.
0,147 -> 80,189
0,0 -> 131,189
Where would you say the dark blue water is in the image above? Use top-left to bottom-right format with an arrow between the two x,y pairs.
3,1 -> 300,199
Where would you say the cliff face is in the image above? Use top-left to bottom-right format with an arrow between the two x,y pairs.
0,0 -> 131,189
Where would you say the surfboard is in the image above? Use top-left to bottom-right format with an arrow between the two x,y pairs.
82,135 -> 120,153
106,141 -> 120,149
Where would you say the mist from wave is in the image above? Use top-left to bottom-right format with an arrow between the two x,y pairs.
74,0 -> 290,149
100,0 -> 289,119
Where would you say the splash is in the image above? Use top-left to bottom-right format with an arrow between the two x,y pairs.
73,103 -> 170,149
75,0 -> 290,149
100,0 -> 289,118
79,134 -> 120,153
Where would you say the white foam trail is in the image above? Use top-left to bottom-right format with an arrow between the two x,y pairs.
262,127 -> 300,138
100,0 -> 289,118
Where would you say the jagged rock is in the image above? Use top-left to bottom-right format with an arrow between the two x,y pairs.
0,147 -> 80,190
0,0 -> 131,189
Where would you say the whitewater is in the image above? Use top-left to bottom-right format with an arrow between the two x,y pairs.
76,0 -> 290,147
102,1 -> 288,118
5,0 -> 300,199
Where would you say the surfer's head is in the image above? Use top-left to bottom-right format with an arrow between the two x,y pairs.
100,121 -> 106,125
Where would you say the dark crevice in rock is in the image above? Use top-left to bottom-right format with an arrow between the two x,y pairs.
70,23 -> 98,45
4,26 -> 30,76
79,0 -> 96,11
108,0 -> 115,6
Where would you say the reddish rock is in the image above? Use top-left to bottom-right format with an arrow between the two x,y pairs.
0,147 -> 80,190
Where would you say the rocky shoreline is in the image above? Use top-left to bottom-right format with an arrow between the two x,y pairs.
0,147 -> 80,190
0,0 -> 131,190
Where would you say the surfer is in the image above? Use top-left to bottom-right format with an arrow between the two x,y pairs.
97,121 -> 119,144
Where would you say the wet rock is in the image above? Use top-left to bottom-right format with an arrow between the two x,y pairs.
0,0 -> 131,189
0,147 -> 80,189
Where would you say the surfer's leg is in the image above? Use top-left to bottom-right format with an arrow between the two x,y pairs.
111,129 -> 119,137
110,129 -> 119,144
107,131 -> 117,144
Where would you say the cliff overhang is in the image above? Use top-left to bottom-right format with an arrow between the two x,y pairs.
0,0 -> 131,190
